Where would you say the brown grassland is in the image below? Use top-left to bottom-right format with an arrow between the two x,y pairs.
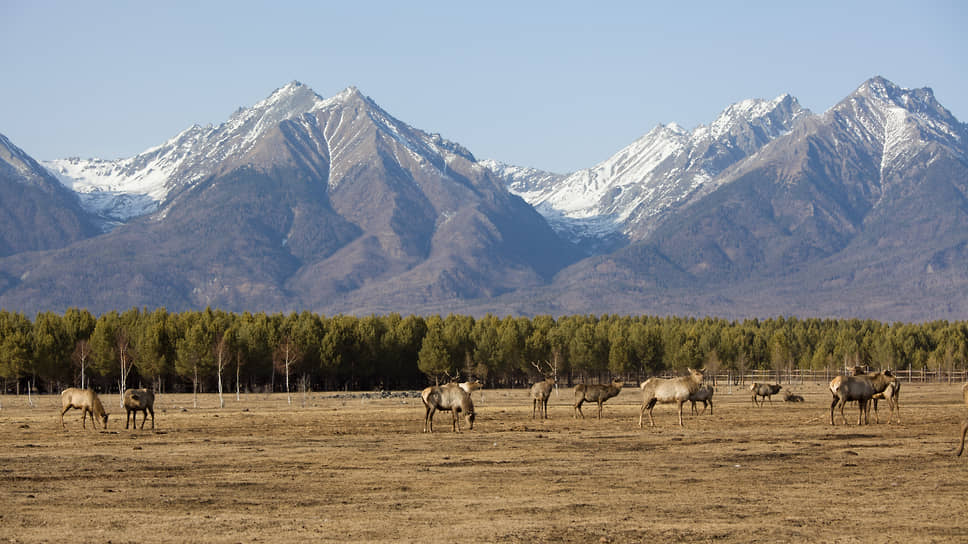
2,381 -> 967,543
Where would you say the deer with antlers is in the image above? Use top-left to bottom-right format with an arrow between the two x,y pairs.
529,359 -> 558,419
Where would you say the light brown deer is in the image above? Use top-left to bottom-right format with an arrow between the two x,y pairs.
458,379 -> 483,394
638,368 -> 705,427
829,370 -> 897,425
422,382 -> 475,433
871,380 -> 901,424
529,359 -> 558,419
573,379 -> 624,419
123,388 -> 155,430
60,388 -> 109,430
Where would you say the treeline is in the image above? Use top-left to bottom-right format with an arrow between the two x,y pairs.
1,308 -> 967,397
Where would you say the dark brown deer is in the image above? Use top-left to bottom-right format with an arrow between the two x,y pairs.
123,388 -> 155,430
574,379 -> 624,419
749,383 -> 782,406
689,384 -> 714,415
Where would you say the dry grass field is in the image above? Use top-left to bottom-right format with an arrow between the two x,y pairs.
2,381 -> 967,543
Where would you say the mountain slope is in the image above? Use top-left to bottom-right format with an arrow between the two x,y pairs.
0,133 -> 100,257
549,77 -> 968,319
0,84 -> 581,314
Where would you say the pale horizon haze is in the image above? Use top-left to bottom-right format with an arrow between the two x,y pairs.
1,0 -> 965,173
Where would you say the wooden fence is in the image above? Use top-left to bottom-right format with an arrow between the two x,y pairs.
696,369 -> 968,386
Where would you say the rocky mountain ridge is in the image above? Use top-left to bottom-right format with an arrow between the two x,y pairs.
1,76 -> 965,321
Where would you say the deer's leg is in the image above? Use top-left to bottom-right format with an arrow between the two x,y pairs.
677,401 -> 684,427
61,406 -> 70,429
957,418 -> 968,456
424,405 -> 435,433
452,408 -> 461,433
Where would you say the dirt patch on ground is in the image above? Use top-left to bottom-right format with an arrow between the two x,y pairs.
2,382 -> 967,542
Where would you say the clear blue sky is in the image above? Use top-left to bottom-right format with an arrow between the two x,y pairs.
1,1 -> 965,173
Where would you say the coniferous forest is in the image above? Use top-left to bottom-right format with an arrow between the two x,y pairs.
0,308 -> 966,398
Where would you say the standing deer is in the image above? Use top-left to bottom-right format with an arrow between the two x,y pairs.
689,384 -> 715,415
573,379 -> 624,419
123,388 -> 155,430
422,382 -> 475,433
749,383 -> 782,406
60,388 -> 109,430
531,377 -> 556,419
851,367 -> 900,424
638,368 -> 705,427
829,370 -> 897,425
529,360 -> 558,419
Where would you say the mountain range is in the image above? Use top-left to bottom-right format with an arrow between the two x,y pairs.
1,76 -> 966,321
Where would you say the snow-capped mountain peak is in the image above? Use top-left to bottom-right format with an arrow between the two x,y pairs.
44,83 -> 477,225
506,93 -> 808,247
44,84 -> 365,224
828,77 -> 966,180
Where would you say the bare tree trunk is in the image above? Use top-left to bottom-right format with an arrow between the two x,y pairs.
235,355 -> 241,402
217,368 -> 224,409
118,338 -> 133,408
285,362 -> 291,406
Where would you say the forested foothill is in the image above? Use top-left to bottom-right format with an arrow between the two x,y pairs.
1,308 -> 966,400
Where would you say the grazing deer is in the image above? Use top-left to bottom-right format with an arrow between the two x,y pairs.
422,383 -> 475,433
749,383 -> 782,406
60,388 -> 109,430
638,368 -> 705,427
123,388 -> 155,430
574,379 -> 624,419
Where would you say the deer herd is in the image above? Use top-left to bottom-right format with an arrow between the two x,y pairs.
56,365 -> 968,456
